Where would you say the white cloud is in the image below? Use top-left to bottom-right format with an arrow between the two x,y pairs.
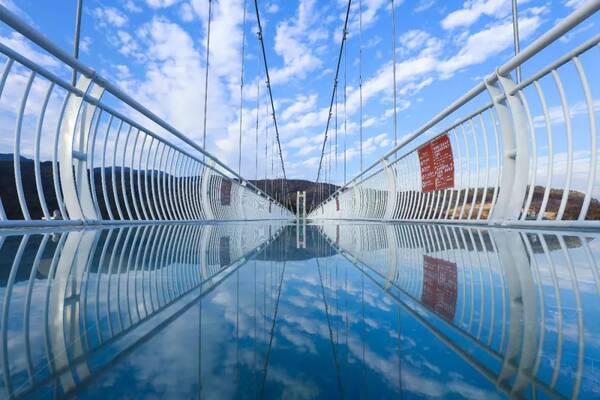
288,136 -> 310,148
115,30 -> 141,58
123,0 -> 143,13
347,0 -> 400,35
179,2 -> 195,22
79,36 -> 92,53
533,99 -> 600,128
297,145 -> 319,156
116,17 -> 231,156
94,7 -> 128,28
559,21 -> 595,43
438,14 -> 543,76
267,2 -> 280,13
115,64 -> 133,80
383,100 -> 411,119
281,3 -> 550,179
441,0 -> 513,30
415,0 -> 435,12
190,0 -> 246,83
270,0 -> 326,84
398,30 -> 439,56
281,94 -> 318,121
565,0 -> 589,9
146,0 -> 180,9
0,33 -> 59,68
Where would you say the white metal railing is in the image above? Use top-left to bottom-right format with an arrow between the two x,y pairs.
310,1 -> 600,229
0,222 -> 283,398
319,222 -> 599,399
0,5 -> 292,228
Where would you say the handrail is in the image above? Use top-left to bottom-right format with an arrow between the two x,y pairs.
0,5 -> 294,223
0,4 -> 281,207
316,0 -> 600,208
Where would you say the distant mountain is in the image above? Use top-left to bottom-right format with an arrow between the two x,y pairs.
1,154 -> 597,219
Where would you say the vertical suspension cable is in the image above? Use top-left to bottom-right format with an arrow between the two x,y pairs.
313,0 -> 353,211
271,126 -> 275,198
511,0 -> 521,83
238,0 -> 247,175
344,38 -> 348,185
359,0 -> 364,173
390,0 -> 398,148
335,79 -> 338,184
253,0 -> 290,203
264,101 -> 268,194
330,102 -> 334,196
255,73 -> 260,181
202,0 -> 213,152
72,0 -> 83,86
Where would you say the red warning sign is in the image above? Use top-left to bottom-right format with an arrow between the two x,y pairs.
418,134 -> 454,192
220,180 -> 232,206
421,255 -> 457,320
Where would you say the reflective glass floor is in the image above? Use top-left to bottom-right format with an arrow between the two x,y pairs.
0,222 -> 599,399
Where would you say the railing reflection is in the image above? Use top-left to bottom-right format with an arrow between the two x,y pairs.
318,222 -> 600,399
0,222 -> 283,399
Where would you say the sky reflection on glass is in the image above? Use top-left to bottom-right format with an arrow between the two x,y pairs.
0,222 -> 599,399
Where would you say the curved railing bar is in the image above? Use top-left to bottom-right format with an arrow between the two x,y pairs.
0,5 -> 285,208
312,2 -> 600,218
14,71 -> 36,220
0,58 -> 15,220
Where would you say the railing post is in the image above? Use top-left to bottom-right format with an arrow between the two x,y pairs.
79,83 -> 105,220
201,162 -> 214,220
381,158 -> 398,220
59,76 -> 104,222
485,72 -> 530,225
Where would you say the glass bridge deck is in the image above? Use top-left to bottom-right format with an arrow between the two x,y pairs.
0,221 -> 598,399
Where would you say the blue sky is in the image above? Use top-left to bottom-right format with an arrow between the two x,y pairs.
0,0 -> 597,183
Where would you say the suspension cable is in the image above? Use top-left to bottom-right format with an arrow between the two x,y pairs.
72,0 -> 83,86
330,95 -> 334,196
238,0 -> 247,175
359,0 -> 363,173
512,0 -> 521,83
313,0 -> 352,191
343,38 -> 347,185
253,0 -> 289,203
255,71 -> 260,181
264,100 -> 268,193
391,0 -> 398,148
271,124 -> 275,198
202,0 -> 213,152
335,79 -> 338,184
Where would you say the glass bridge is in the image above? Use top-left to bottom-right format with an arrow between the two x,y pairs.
0,221 -> 598,399
0,1 -> 599,399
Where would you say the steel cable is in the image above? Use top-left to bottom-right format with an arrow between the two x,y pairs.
311,0 -> 352,211
202,0 -> 213,152
238,0 -> 247,175
253,0 -> 290,204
